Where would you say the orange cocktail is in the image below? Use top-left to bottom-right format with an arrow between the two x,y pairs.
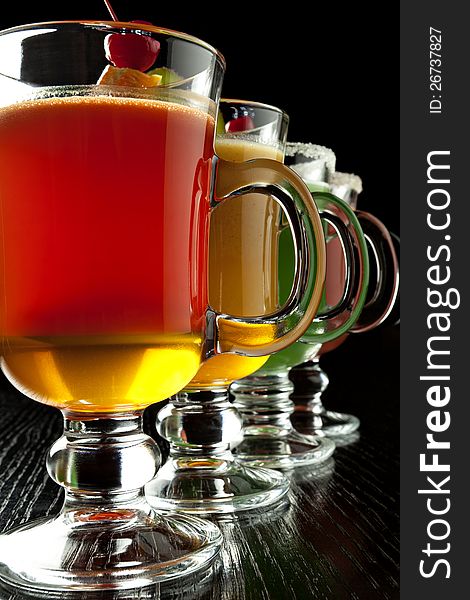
0,94 -> 214,412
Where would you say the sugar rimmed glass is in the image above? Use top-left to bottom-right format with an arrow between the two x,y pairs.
231,143 -> 371,465
146,101 -> 332,513
290,171 -> 399,437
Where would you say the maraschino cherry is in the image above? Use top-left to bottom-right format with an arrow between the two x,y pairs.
103,1 -> 160,71
226,115 -> 255,133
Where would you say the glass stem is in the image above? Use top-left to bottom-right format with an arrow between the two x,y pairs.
289,359 -> 330,415
229,372 -> 336,468
230,373 -> 295,435
157,389 -> 243,459
47,411 -> 161,508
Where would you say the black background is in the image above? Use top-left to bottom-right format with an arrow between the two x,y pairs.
0,0 -> 398,234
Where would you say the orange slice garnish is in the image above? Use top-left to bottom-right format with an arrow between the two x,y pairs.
97,65 -> 163,88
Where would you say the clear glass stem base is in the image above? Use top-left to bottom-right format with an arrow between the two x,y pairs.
145,390 -> 289,514
0,412 -> 221,592
289,360 -> 360,436
230,375 -> 335,469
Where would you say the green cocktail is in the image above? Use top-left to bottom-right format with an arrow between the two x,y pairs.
289,170 -> 398,440
231,144 -> 369,468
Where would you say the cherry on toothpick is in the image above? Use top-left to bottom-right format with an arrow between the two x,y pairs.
226,116 -> 256,133
105,32 -> 160,71
102,1 -> 160,71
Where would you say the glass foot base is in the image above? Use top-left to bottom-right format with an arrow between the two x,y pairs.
234,426 -> 336,469
293,409 -> 360,437
0,502 -> 222,592
145,456 -> 289,514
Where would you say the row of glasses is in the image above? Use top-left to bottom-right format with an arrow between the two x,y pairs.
291,171 -> 399,437
230,145 -> 399,463
230,143 -> 372,466
146,109 -> 383,504
0,21 -> 331,592
146,104 -> 348,509
0,19 -> 399,595
146,100 -> 302,514
145,140 -> 398,501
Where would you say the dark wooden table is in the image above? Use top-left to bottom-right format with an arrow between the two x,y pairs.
0,327 -> 399,600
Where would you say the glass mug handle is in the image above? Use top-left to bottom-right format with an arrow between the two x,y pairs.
208,156 -> 327,357
387,231 -> 400,326
300,192 -> 370,344
350,211 -> 400,332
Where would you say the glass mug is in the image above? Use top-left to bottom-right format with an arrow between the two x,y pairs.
147,101 -> 336,515
231,143 -> 372,467
0,22 -> 326,592
290,171 -> 400,437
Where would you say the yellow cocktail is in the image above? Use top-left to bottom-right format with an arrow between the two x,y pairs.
189,136 -> 284,388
